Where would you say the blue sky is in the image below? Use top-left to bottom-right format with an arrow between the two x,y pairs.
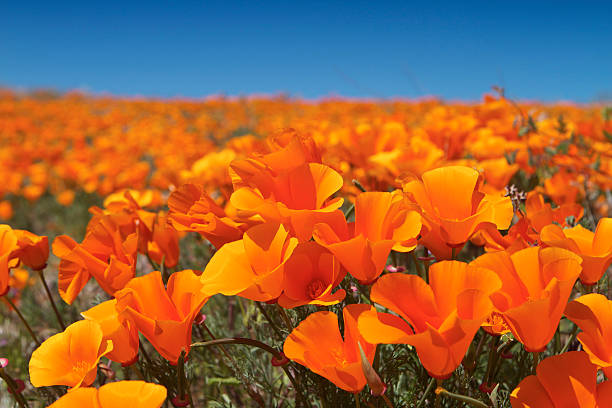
1,1 -> 611,101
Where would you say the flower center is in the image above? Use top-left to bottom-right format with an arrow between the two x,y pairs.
306,280 -> 325,299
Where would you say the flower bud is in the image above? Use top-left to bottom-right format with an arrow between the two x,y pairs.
358,342 -> 386,396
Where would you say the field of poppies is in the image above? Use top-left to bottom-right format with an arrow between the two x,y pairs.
1,88 -> 612,407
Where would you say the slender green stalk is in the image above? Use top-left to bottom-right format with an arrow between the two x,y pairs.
0,368 -> 28,408
255,302 -> 284,339
138,339 -> 152,365
344,203 -> 356,219
560,324 -> 579,354
276,304 -> 293,331
532,351 -> 540,374
416,377 -> 436,408
355,394 -> 360,408
36,269 -> 65,330
352,179 -> 367,192
464,331 -> 486,374
435,387 -> 489,408
434,379 -> 443,408
483,336 -> 499,386
191,337 -> 309,407
4,296 -> 40,346
177,352 -> 194,408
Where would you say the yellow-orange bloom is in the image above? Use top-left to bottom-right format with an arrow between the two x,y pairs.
168,183 -> 245,249
278,241 -> 346,308
52,217 -> 138,304
29,320 -> 113,388
471,247 -> 582,352
230,160 -> 344,242
313,191 -> 421,284
48,380 -> 167,408
13,230 -> 49,271
358,261 -> 501,379
540,217 -> 612,285
510,351 -> 612,408
565,293 -> 612,377
403,166 -> 513,259
81,299 -> 139,366
0,225 -> 19,296
146,214 -> 180,269
115,270 -> 208,364
201,222 -> 298,302
284,304 -> 376,393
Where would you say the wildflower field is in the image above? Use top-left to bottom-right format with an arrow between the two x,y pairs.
1,88 -> 612,407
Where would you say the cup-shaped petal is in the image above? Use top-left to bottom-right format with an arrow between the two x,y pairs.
29,320 -> 113,388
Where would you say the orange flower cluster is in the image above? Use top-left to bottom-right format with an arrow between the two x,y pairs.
1,92 -> 611,220
1,91 -> 612,407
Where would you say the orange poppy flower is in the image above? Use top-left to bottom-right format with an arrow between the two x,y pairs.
402,166 -> 513,259
201,222 -> 298,302
81,299 -> 139,366
540,218 -> 612,285
510,351 -> 612,408
29,320 -> 113,388
52,217 -> 138,304
0,225 -> 19,296
542,168 -> 580,206
230,159 -> 344,242
277,241 -> 346,308
475,191 -> 584,253
565,293 -> 612,377
477,158 -> 519,193
471,247 -> 582,352
88,191 -> 157,254
358,261 -> 501,379
12,230 -> 49,271
313,191 -> 421,284
523,192 -> 584,235
168,183 -> 245,249
114,270 -> 208,364
283,304 -> 376,393
48,380 -> 167,408
146,214 -> 180,269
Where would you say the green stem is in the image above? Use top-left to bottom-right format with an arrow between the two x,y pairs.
355,394 -> 360,408
436,388 -> 489,408
532,351 -> 540,374
434,379 -> 443,408
255,302 -> 284,339
5,296 -> 40,346
560,324 -> 579,354
344,203 -> 356,219
464,331 -> 486,374
177,351 -> 193,408
191,337 -> 309,407
352,179 -> 367,192
483,336 -> 499,386
416,378 -> 436,408
138,339 -> 152,365
0,368 -> 28,408
276,304 -> 293,331
36,269 -> 65,330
